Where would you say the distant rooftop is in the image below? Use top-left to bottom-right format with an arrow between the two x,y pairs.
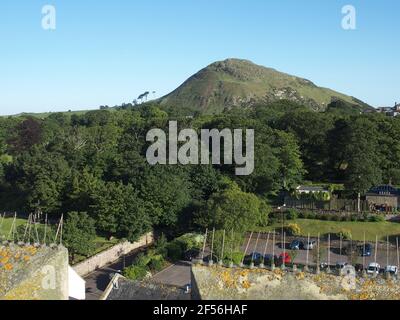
367,185 -> 400,196
296,186 -> 328,192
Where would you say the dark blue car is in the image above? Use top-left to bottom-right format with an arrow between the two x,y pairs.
360,244 -> 372,257
289,240 -> 303,250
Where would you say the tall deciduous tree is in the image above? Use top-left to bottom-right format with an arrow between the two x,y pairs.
63,211 -> 96,262
195,182 -> 270,233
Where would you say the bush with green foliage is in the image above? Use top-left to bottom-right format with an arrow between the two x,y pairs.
123,265 -> 149,281
148,255 -> 166,272
307,212 -> 317,219
284,223 -> 301,236
336,229 -> 352,240
222,252 -> 244,265
154,233 -> 168,258
175,233 -> 204,252
166,241 -> 184,262
134,252 -> 153,267
286,209 -> 298,220
368,215 -> 385,222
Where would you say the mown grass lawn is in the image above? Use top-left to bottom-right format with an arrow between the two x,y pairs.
71,236 -> 120,265
0,217 -> 119,264
0,217 -> 30,239
254,219 -> 400,242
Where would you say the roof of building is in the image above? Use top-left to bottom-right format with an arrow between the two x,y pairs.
103,275 -> 190,300
367,185 -> 400,196
296,186 -> 328,192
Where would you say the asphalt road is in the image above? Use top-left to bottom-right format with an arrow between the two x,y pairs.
84,248 -> 191,300
84,247 -> 147,300
152,261 -> 192,287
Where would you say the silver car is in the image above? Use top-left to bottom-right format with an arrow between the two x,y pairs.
304,240 -> 316,250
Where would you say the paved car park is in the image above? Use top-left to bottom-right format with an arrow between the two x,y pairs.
237,235 -> 400,269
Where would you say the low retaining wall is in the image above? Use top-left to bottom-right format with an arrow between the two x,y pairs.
73,232 -> 154,276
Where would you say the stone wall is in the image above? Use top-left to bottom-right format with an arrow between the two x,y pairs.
191,265 -> 400,300
0,245 -> 69,300
73,232 -> 154,276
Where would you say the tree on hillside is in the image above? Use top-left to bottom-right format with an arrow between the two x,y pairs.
277,110 -> 333,181
8,147 -> 71,213
8,118 -> 43,154
63,211 -> 96,262
195,182 -> 270,233
93,181 -> 151,241
328,117 -> 382,194
139,166 -> 192,227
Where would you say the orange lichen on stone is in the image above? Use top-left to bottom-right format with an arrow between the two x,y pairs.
220,271 -> 236,288
242,280 -> 251,289
1,256 -> 10,265
4,263 -> 13,271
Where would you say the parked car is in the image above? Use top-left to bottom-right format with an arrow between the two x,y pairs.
354,264 -> 364,272
289,240 -> 303,250
264,254 -> 278,265
385,265 -> 398,276
184,249 -> 200,261
359,244 -> 372,257
203,253 -> 218,263
335,262 -> 348,270
278,252 -> 291,265
243,252 -> 263,265
304,240 -> 316,250
251,252 -> 264,264
343,243 -> 358,256
320,262 -> 329,270
367,262 -> 381,275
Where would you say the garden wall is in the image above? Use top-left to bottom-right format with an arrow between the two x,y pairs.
73,232 -> 154,276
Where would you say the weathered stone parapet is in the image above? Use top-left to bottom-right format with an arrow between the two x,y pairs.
0,244 -> 69,300
191,265 -> 400,300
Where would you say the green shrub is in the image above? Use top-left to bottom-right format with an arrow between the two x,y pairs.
285,223 -> 301,236
286,209 -> 298,220
298,211 -> 306,219
134,253 -> 152,267
331,215 -> 341,222
155,233 -> 168,257
320,214 -> 329,221
350,215 -> 358,222
307,212 -> 317,219
268,217 -> 279,226
166,241 -> 184,261
336,229 -> 352,240
123,265 -> 149,281
149,256 -> 166,272
368,215 -> 385,222
223,252 -> 244,265
175,233 -> 204,252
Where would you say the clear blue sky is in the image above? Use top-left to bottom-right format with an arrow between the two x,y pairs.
1,0 -> 399,115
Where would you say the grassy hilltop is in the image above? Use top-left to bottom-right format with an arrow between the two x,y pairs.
159,58 -> 372,114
